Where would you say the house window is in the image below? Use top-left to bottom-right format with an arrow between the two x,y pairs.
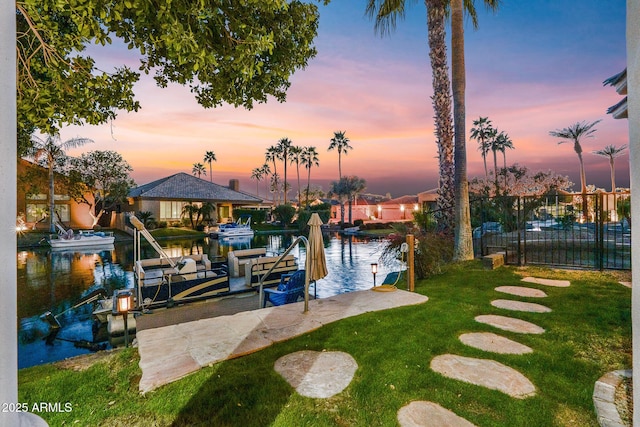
160,201 -> 185,220
26,203 -> 70,223
218,205 -> 230,222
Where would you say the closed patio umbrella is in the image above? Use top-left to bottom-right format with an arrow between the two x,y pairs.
305,213 -> 328,312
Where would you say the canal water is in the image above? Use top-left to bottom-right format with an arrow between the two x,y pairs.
17,232 -> 402,368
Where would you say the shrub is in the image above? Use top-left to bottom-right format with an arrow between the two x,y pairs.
381,224 -> 454,279
233,209 -> 267,224
273,204 -> 296,226
156,221 -> 167,229
295,209 -> 331,231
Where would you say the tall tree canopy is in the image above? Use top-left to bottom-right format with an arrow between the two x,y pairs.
66,150 -> 136,227
16,0 -> 321,151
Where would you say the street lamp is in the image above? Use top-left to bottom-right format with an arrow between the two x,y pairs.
377,205 -> 382,219
401,204 -> 405,219
371,263 -> 378,287
114,290 -> 134,348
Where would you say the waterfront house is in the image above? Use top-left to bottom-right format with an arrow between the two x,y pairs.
126,173 -> 263,225
17,159 -> 96,230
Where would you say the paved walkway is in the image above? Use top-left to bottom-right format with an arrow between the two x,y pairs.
136,289 -> 428,393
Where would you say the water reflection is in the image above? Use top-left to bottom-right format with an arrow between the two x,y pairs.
18,232 -> 399,368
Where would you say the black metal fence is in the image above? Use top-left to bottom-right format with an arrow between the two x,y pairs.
472,192 -> 631,270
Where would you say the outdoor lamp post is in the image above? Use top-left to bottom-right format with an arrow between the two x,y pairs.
377,205 -> 382,219
401,204 -> 405,219
114,290 -> 134,348
371,263 -> 378,287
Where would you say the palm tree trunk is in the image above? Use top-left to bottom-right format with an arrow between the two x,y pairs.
610,157 -> 616,192
502,151 -> 508,189
306,168 -> 311,209
451,0 -> 473,261
578,152 -> 588,220
426,0 -> 454,232
296,162 -> 301,205
482,143 -> 488,179
493,149 -> 499,193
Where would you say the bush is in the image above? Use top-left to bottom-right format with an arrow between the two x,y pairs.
273,204 -> 296,226
233,209 -> 267,224
156,221 -> 167,229
381,224 -> 454,279
295,209 -> 331,231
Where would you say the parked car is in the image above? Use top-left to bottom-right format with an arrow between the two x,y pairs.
473,222 -> 503,239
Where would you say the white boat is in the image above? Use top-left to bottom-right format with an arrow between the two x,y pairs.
49,229 -> 115,249
217,216 -> 254,238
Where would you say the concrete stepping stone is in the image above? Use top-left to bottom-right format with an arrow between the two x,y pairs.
491,299 -> 552,313
397,401 -> 476,427
475,314 -> 545,334
459,332 -> 533,355
495,286 -> 547,298
274,350 -> 357,398
430,354 -> 536,399
521,277 -> 570,287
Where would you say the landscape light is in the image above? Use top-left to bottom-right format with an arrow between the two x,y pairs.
114,290 -> 134,348
371,263 -> 378,287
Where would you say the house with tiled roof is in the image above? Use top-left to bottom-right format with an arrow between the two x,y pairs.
127,173 -> 262,224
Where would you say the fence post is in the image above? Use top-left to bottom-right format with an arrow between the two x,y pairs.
597,193 -> 604,270
517,196 -> 522,266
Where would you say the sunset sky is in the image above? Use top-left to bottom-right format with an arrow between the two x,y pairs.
60,0 -> 629,198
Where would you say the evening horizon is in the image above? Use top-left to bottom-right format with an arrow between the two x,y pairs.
56,0 -> 628,198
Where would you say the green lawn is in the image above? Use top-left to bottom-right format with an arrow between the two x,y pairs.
18,262 -> 631,426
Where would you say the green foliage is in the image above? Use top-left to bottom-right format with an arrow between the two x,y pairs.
617,197 -> 631,225
295,208 -> 330,231
18,265 -> 630,426
382,223 -> 454,279
66,151 -> 135,224
136,211 -> 156,228
232,209 -> 267,224
272,204 -> 296,226
17,1 -> 320,148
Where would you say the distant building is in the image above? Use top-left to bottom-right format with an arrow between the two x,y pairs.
327,189 -> 440,224
126,173 -> 262,225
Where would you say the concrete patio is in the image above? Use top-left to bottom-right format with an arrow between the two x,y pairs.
136,288 -> 429,393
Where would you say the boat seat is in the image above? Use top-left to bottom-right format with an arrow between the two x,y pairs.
228,248 -> 267,277
263,270 -> 306,307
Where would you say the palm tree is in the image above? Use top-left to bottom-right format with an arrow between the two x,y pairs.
265,146 -> 280,204
451,0 -> 476,260
489,128 -> 501,190
250,167 -> 263,198
593,144 -> 627,192
192,162 -> 206,178
289,145 -> 303,204
328,179 -> 349,225
203,151 -> 217,182
366,0 -> 497,238
328,131 -> 352,179
342,176 -> 367,224
470,116 -> 494,179
28,134 -> 93,232
276,137 -> 293,204
260,163 -> 271,200
550,120 -> 601,220
494,130 -> 514,190
301,146 -> 320,208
